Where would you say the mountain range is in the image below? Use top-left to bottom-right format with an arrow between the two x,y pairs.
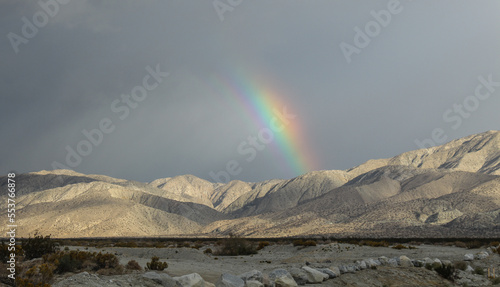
2,130 -> 500,238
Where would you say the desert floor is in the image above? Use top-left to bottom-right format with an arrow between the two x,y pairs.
60,242 -> 500,286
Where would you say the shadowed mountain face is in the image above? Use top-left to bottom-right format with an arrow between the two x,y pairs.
2,130 -> 500,238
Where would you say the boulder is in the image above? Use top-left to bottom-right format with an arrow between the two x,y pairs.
302,266 -> 327,283
246,280 -> 264,287
329,266 -> 341,277
399,256 -> 413,268
239,270 -> 263,283
475,252 -> 489,260
387,258 -> 398,267
143,272 -> 180,287
269,269 -> 298,287
174,273 -> 206,287
431,259 -> 442,269
378,256 -> 389,265
216,274 -> 245,287
464,254 -> 474,261
289,268 -> 308,285
317,268 -> 337,279
356,260 -> 367,270
441,260 -> 452,267
364,258 -> 379,268
413,260 -> 424,267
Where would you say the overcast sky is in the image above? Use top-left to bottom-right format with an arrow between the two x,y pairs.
1,0 -> 499,183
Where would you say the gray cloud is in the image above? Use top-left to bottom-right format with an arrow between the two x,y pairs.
1,0 -> 500,182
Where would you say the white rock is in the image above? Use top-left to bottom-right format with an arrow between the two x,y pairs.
216,273 -> 245,287
302,266 -> 327,283
246,280 -> 264,287
464,254 -> 474,261
316,268 -> 337,279
378,256 -> 389,265
465,265 -> 474,272
269,269 -> 298,287
475,252 -> 489,260
356,260 -> 367,270
329,266 -> 341,277
174,273 -> 206,287
399,256 -> 413,268
239,270 -> 263,283
143,272 -> 180,287
388,258 -> 398,267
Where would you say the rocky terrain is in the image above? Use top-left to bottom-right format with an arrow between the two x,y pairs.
1,130 -> 500,238
49,242 -> 500,287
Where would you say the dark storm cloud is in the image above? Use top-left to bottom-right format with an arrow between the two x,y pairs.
1,0 -> 499,183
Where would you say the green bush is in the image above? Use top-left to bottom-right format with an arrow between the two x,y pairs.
23,232 -> 59,260
475,267 -> 485,275
146,256 -> 168,271
454,261 -> 468,271
435,265 -> 455,280
215,234 -> 257,256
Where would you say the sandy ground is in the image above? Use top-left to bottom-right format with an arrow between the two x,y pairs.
64,243 -> 500,285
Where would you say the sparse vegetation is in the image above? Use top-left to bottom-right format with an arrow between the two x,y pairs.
126,260 -> 142,271
292,239 -> 317,247
257,241 -> 270,250
474,266 -> 485,275
215,234 -> 257,256
454,261 -> 468,271
23,232 -> 59,260
146,256 -> 168,271
204,248 -> 213,254
434,264 -> 455,280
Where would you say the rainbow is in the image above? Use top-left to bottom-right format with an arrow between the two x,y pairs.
212,71 -> 319,178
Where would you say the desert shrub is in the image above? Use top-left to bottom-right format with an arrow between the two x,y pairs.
56,253 -> 82,273
293,240 -> 304,246
360,240 -> 389,247
192,243 -> 203,250
97,264 -> 124,275
466,240 -> 483,249
146,256 -> 168,271
475,267 -> 485,275
16,263 -> 55,287
293,239 -> 317,247
425,263 -> 433,270
23,233 -> 59,260
95,252 -> 119,269
491,277 -> 500,285
115,241 -> 138,248
126,260 -> 142,271
454,241 -> 467,248
489,241 -> 500,247
435,265 -> 455,280
257,241 -> 270,250
454,261 -> 468,271
215,234 -> 257,256
392,244 -> 408,250
204,248 -> 213,254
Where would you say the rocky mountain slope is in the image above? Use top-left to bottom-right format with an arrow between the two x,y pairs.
1,130 -> 499,238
